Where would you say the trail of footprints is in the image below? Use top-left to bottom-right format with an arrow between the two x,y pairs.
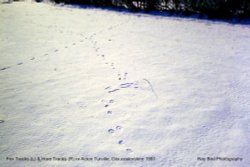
0,26 -> 87,72
85,25 -> 156,153
89,31 -> 139,154
106,82 -> 140,94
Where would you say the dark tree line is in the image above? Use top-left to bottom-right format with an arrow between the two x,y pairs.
51,0 -> 250,18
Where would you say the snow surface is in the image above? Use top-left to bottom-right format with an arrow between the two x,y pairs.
0,1 -> 250,167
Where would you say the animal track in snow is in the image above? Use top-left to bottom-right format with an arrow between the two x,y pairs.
123,72 -> 128,80
105,86 -> 111,90
101,99 -> 114,103
0,66 -> 10,71
107,111 -> 112,114
109,63 -> 116,70
116,126 -> 122,131
117,74 -> 122,80
17,62 -> 23,66
103,99 -> 114,108
107,81 -> 139,93
120,82 -> 134,88
108,88 -> 120,93
108,126 -> 123,135
108,129 -> 114,134
117,72 -> 128,80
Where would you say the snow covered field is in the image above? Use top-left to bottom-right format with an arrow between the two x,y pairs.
0,1 -> 250,167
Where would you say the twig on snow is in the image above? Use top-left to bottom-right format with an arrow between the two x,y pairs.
143,78 -> 158,100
